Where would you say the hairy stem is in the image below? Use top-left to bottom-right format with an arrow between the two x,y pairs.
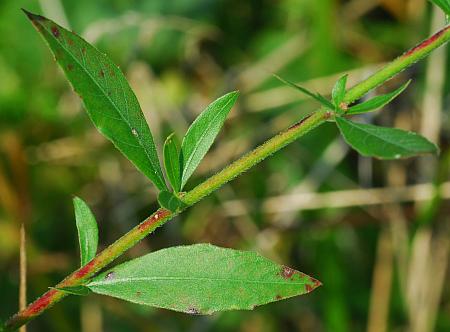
4,22 -> 450,332
344,24 -> 450,103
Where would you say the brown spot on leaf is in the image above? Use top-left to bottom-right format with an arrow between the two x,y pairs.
312,277 -> 322,288
51,26 -> 60,38
275,295 -> 283,300
67,63 -> 74,71
280,266 -> 295,279
67,38 -> 74,46
81,47 -> 86,54
305,276 -> 322,293
136,291 -> 142,297
99,70 -> 105,78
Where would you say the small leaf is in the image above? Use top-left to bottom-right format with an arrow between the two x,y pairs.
347,80 -> 411,115
73,197 -> 98,266
163,133 -> 181,193
429,0 -> 450,15
23,10 -> 167,191
157,190 -> 186,212
273,74 -> 334,110
180,91 -> 238,189
53,285 -> 91,296
332,74 -> 348,107
336,117 -> 438,159
87,244 -> 321,314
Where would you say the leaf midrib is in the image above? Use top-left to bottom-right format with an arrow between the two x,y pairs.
89,276 -> 308,287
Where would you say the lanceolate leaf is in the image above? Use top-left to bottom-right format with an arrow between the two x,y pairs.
163,133 -> 181,193
347,80 -> 411,115
87,244 -> 321,314
157,190 -> 186,212
429,0 -> 450,16
180,92 -> 238,189
332,74 -> 348,107
273,74 -> 334,110
336,117 -> 438,159
24,10 -> 167,191
73,197 -> 98,266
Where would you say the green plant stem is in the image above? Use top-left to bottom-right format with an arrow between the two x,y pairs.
4,22 -> 450,332
344,24 -> 450,104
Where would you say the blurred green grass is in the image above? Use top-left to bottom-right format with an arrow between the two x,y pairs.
1,0 -> 450,331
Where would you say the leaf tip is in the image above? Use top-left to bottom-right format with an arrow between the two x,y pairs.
22,8 -> 44,22
72,196 -> 84,207
228,90 -> 240,101
433,143 -> 440,156
272,73 -> 286,84
166,132 -> 175,141
305,276 -> 322,293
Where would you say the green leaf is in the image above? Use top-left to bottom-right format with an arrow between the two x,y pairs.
24,10 -> 167,191
347,80 -> 411,115
429,0 -> 450,15
53,285 -> 92,296
336,117 -> 438,159
163,133 -> 181,193
73,197 -> 98,266
157,190 -> 186,212
332,74 -> 348,107
180,91 -> 238,189
273,74 -> 334,110
87,244 -> 321,315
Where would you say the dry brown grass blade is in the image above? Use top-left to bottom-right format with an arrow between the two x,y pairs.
221,182 -> 450,216
367,228 -> 393,332
19,223 -> 27,332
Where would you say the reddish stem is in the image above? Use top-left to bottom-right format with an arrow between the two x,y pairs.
3,208 -> 171,331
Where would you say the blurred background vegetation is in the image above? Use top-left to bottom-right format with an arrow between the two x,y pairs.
1,0 -> 449,331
